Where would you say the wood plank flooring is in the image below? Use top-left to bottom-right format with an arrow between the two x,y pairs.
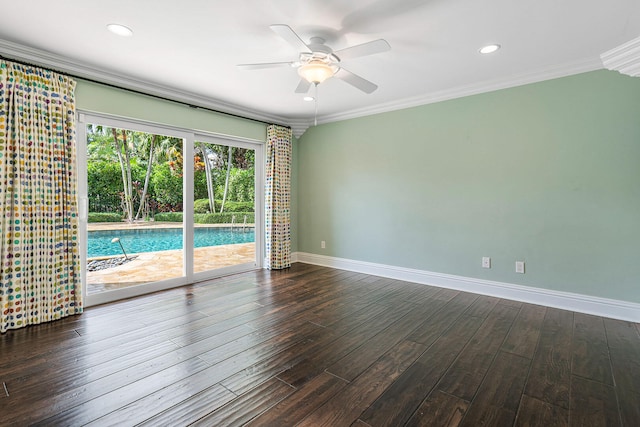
1,263 -> 639,426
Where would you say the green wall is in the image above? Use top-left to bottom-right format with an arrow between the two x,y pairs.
76,80 -> 267,141
296,70 -> 640,303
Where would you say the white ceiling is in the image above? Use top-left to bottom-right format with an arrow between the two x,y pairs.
1,0 -> 639,136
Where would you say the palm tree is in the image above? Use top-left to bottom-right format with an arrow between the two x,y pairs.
154,136 -> 183,164
220,146 -> 233,213
87,124 -> 117,161
135,134 -> 156,220
111,128 -> 135,222
197,142 -> 216,213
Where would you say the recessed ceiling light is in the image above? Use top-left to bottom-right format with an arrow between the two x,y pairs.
303,96 -> 314,102
107,24 -> 133,37
479,44 -> 500,54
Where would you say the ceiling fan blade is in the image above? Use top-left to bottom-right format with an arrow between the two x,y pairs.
334,39 -> 390,61
237,61 -> 294,70
335,68 -> 378,94
270,24 -> 312,53
295,79 -> 312,93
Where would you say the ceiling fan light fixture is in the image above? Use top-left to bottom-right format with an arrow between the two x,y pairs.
298,60 -> 336,84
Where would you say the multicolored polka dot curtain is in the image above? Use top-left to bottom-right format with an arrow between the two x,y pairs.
0,60 -> 82,333
265,124 -> 292,270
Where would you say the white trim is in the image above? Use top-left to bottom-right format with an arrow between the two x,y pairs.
601,35 -> 640,77
76,117 -> 89,302
1,39 -> 604,139
78,110 -> 264,145
183,133 -> 195,282
79,112 -> 263,307
289,121 -> 312,139
293,252 -> 640,322
315,57 -> 604,125
87,264 -> 260,306
254,143 -> 266,267
193,133 -> 265,270
0,39 -> 287,126
86,276 -> 196,307
78,111 -> 193,141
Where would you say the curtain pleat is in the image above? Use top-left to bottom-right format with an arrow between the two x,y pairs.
265,124 -> 292,270
0,60 -> 82,333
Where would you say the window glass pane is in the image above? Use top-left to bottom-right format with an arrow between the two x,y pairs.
193,142 -> 256,274
86,125 -> 184,294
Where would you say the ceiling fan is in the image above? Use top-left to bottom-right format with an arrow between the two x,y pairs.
238,24 -> 390,94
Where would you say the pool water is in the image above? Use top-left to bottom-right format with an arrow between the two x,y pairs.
88,227 -> 255,258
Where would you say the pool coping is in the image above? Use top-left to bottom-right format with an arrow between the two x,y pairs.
88,221 -> 256,231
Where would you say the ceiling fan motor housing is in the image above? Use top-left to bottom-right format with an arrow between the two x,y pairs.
238,25 -> 388,93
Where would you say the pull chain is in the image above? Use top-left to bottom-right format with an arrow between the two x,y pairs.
314,83 -> 318,126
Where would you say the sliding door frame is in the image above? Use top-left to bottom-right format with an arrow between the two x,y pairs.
77,111 -> 264,307
191,133 -> 264,283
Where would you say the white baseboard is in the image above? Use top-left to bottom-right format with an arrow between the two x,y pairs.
293,252 -> 640,323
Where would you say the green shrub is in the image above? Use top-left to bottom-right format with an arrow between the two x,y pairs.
227,167 -> 255,202
88,160 -> 146,212
154,212 -> 183,222
88,212 -> 123,223
194,198 -> 213,214
194,199 -> 255,214
151,163 -> 183,208
152,211 -> 255,223
194,212 -> 254,224
221,201 -> 254,213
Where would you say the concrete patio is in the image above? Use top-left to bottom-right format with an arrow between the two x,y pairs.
87,222 -> 256,293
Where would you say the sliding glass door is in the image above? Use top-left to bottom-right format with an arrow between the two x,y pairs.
78,114 -> 263,305
192,138 -> 257,275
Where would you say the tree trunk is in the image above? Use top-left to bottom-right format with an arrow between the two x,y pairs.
122,130 -> 134,222
135,134 -> 155,220
199,142 -> 216,213
220,146 -> 233,214
112,128 -> 133,222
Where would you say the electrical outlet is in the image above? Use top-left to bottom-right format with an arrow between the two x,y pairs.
321,241 -> 326,249
515,261 -> 525,274
482,257 -> 491,268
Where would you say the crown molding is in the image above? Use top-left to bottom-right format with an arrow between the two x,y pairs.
0,39 -> 289,127
0,39 -> 604,139
289,119 -> 315,138
601,35 -> 640,77
316,56 -> 604,126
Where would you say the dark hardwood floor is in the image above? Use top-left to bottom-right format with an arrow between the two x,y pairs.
1,263 -> 639,426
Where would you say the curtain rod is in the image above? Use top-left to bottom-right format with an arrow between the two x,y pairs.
0,54 -> 291,130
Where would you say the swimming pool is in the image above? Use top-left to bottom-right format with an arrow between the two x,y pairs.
88,227 -> 255,258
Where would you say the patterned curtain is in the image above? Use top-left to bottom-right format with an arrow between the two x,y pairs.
0,60 -> 82,333
265,124 -> 292,270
